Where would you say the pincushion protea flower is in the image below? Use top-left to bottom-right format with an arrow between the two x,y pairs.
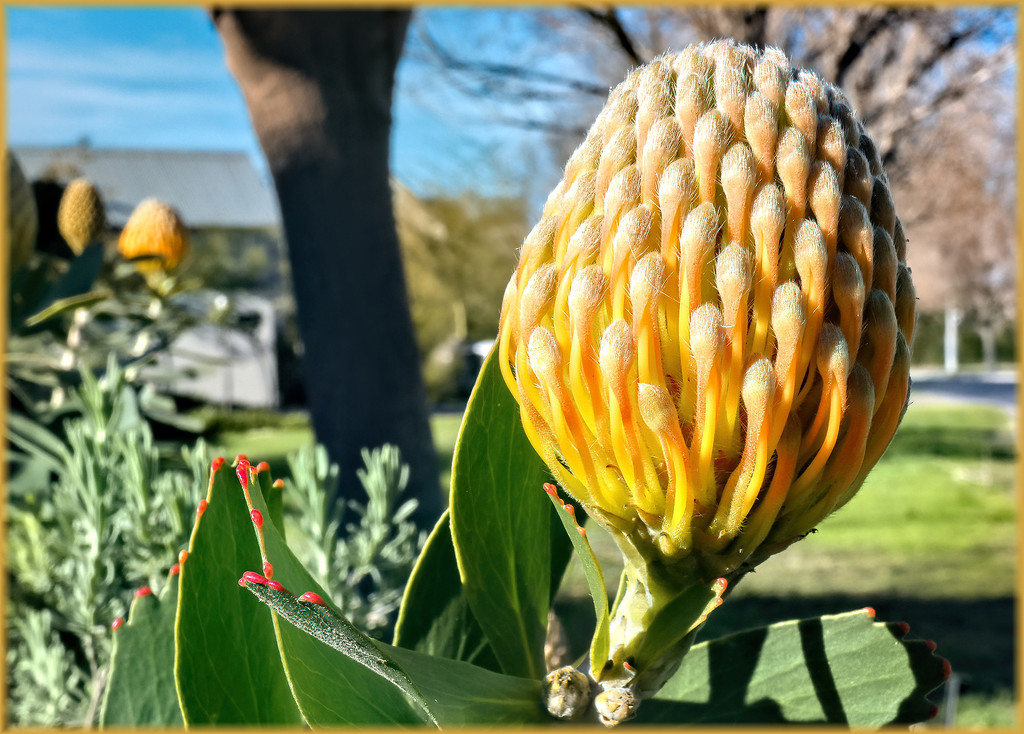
498,40 -> 915,722
118,198 -> 190,274
57,178 -> 106,255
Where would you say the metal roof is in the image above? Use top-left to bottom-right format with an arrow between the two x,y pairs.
13,146 -> 281,229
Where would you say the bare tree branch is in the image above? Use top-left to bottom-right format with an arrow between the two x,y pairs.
416,24 -> 610,97
579,7 -> 647,66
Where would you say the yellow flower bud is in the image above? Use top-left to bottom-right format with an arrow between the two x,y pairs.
498,41 -> 916,705
118,198 -> 190,274
57,178 -> 106,255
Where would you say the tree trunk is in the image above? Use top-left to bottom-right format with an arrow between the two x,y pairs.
214,9 -> 443,528
978,323 -> 998,372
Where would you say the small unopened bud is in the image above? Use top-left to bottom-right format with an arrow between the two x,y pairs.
721,144 -> 756,246
858,290 -> 899,414
600,320 -> 635,382
601,166 -> 642,246
808,162 -> 841,254
833,252 -> 866,360
542,666 -> 592,721
753,56 -> 787,108
844,147 -> 873,207
690,303 -> 725,363
597,127 -> 637,204
519,264 -> 559,336
860,135 -> 883,176
680,203 -> 719,311
776,127 -> 811,215
839,196 -> 874,288
744,92 -> 779,184
693,110 -> 731,204
872,226 -> 898,303
568,265 -> 607,333
675,73 -> 711,154
716,243 -> 753,330
636,61 -> 673,154
529,327 -> 563,382
871,177 -> 897,237
641,118 -> 683,202
893,218 -> 908,262
817,116 -> 847,182
517,217 -> 557,284
785,81 -> 818,151
895,264 -> 917,345
638,383 -> 678,435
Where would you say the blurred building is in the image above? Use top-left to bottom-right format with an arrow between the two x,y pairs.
15,145 -> 285,408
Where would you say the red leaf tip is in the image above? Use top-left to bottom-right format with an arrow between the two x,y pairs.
925,639 -> 937,652
250,509 -> 263,528
543,483 -> 558,497
178,549 -> 189,565
272,478 -> 285,489
267,580 -> 287,593
236,462 -> 250,489
862,606 -> 876,618
169,563 -> 180,576
897,621 -> 911,636
211,457 -> 225,472
942,658 -> 952,681
135,586 -> 152,598
262,561 -> 274,579
299,591 -> 326,605
256,461 -> 270,473
111,617 -> 124,631
241,571 -> 268,585
197,499 -> 208,518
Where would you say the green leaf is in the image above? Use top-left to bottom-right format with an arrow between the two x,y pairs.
246,580 -> 547,725
174,462 -> 303,726
393,510 -> 500,672
449,347 -> 559,679
639,609 -> 948,725
385,644 -> 547,724
543,484 -> 610,675
240,465 -> 437,727
23,289 -> 112,327
34,242 -> 105,321
100,576 -> 184,727
6,411 -> 69,474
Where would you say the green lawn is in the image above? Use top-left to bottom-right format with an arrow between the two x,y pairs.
213,400 -> 1016,727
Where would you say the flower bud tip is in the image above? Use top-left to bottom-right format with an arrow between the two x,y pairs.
299,591 -> 326,606
241,571 -> 268,586
235,462 -> 249,489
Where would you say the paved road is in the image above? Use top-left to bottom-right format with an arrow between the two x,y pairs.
909,369 -> 1017,414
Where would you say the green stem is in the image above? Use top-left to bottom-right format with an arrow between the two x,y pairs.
587,528 -> 728,724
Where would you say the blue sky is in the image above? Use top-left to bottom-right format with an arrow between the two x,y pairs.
6,7 -> 556,199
